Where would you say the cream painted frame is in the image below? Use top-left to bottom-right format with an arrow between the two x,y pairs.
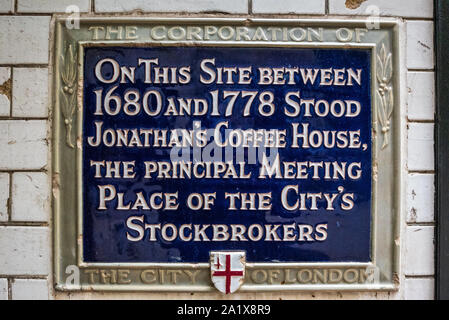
52,16 -> 404,292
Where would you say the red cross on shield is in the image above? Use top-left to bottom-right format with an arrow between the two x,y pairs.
210,251 -> 246,294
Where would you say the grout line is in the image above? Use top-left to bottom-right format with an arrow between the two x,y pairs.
0,222 -> 49,227
14,0 -> 17,14
0,64 -> 48,68
248,0 -> 252,15
408,170 -> 435,174
0,169 -> 47,173
7,172 -> 12,222
0,11 -> 435,19
0,117 -> 48,120
408,68 -> 435,72
404,274 -> 435,279
0,13 -> 53,16
7,278 -> 12,300
76,12 -> 332,17
406,222 -> 436,226
9,67 -> 13,118
407,69 -> 435,73
1,275 -> 48,279
407,119 -> 435,123
403,17 -> 435,22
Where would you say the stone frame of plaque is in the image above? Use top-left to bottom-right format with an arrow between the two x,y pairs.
52,16 -> 405,292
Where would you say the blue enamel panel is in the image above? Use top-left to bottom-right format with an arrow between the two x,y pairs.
82,46 -> 372,263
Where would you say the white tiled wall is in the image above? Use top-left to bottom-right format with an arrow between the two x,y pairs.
408,123 -> 434,171
11,172 -> 50,222
0,279 -> 8,300
406,21 -> 434,70
0,121 -> 48,170
17,0 -> 91,13
0,173 -> 9,222
0,68 -> 11,116
407,174 -> 435,223
252,0 -> 325,14
404,278 -> 435,300
94,0 -> 248,14
12,68 -> 49,118
329,0 -> 433,18
0,0 -> 436,300
0,0 -> 14,13
407,72 -> 435,121
402,3 -> 435,300
405,226 -> 435,276
11,279 -> 49,300
0,16 -> 50,64
0,227 -> 50,275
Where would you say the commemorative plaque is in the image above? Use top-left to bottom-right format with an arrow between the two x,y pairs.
53,17 -> 402,292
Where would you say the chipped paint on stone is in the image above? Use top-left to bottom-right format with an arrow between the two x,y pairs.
345,0 -> 367,10
0,67 -> 11,116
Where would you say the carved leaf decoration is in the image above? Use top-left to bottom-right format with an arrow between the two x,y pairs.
376,43 -> 394,150
60,43 -> 77,149
376,93 -> 389,149
69,91 -> 76,117
386,86 -> 394,119
384,54 -> 392,82
61,93 -> 69,116
380,44 -> 386,61
376,91 -> 386,127
376,54 -> 383,84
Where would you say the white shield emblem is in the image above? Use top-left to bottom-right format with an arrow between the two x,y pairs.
210,251 -> 246,294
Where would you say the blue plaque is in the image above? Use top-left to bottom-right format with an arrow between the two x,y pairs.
82,46 -> 372,263
54,18 -> 401,292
